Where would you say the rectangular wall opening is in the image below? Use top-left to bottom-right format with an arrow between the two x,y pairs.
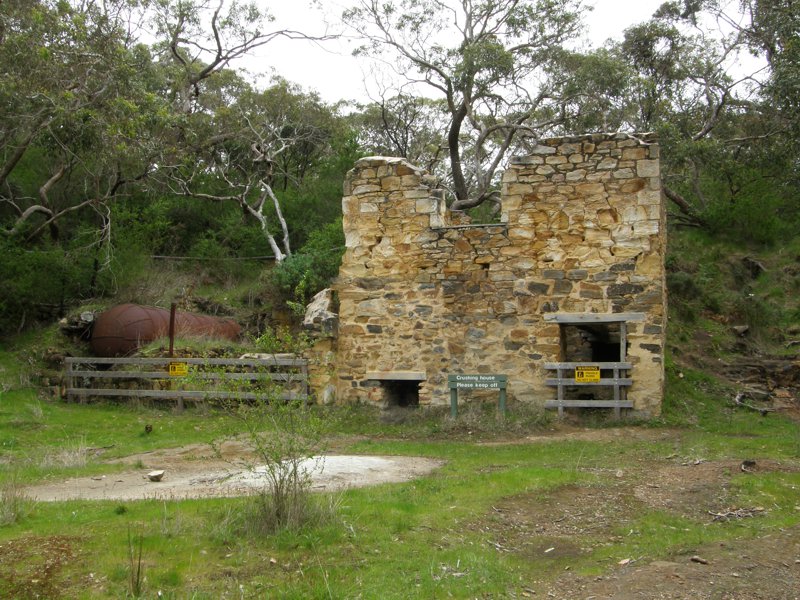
559,322 -> 627,402
560,322 -> 625,363
365,371 -> 425,408
381,380 -> 420,407
543,313 -> 642,415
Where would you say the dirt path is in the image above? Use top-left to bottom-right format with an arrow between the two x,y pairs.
466,447 -> 800,600
543,527 -> 800,599
26,425 -> 672,502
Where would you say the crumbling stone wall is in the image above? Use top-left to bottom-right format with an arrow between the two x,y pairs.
330,133 -> 666,415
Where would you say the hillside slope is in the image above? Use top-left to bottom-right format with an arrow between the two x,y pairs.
665,230 -> 800,417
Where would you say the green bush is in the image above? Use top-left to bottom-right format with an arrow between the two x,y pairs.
665,271 -> 700,322
0,238 -> 97,334
666,271 -> 700,299
280,134 -> 361,247
703,194 -> 790,246
253,326 -> 310,355
731,292 -> 777,336
0,471 -> 33,526
270,219 -> 345,307
187,236 -> 231,261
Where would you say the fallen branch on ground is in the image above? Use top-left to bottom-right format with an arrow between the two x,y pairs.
708,507 -> 766,522
733,392 -> 776,415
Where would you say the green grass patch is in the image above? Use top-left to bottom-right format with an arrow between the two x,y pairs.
1,332 -> 799,597
660,356 -> 800,460
0,389 -> 244,485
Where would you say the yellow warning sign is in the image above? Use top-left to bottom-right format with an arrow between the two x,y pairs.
575,366 -> 600,383
168,362 -> 188,377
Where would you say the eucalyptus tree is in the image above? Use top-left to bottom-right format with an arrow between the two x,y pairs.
149,0 -> 329,115
157,78 -> 344,262
0,0 -> 166,242
708,0 -> 798,111
0,0 -> 344,335
735,0 -> 799,181
342,0 -> 585,211
609,0 -> 796,238
0,0 -> 172,332
1,0 -> 334,247
353,92 -> 449,174
136,2 -> 339,261
544,47 -> 636,134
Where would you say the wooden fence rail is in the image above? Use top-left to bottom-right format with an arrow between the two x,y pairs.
65,356 -> 309,407
543,361 -> 633,418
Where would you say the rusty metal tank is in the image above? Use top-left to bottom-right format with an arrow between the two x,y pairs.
90,303 -> 241,357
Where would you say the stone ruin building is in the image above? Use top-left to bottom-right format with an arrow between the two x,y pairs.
306,132 -> 666,416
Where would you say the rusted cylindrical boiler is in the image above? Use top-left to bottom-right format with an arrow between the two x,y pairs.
90,303 -> 241,357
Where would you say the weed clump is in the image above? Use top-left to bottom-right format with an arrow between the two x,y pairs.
0,472 -> 33,526
216,394 -> 335,535
40,437 -> 89,469
126,525 -> 145,598
441,400 -> 552,436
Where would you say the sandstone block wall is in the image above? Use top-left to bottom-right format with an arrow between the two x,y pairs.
331,133 -> 666,415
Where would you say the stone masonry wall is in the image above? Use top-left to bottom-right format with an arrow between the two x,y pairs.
332,133 -> 666,415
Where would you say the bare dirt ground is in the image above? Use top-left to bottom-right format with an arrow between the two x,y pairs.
26,440 -> 444,501
545,528 -> 800,600
28,426 -> 668,502
469,432 -> 800,600
481,424 -> 681,445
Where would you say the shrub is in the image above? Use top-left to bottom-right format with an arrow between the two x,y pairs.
731,292 -> 778,338
666,271 -> 701,299
704,195 -> 789,246
209,329 -> 335,534
221,394 -> 332,534
270,218 -> 345,307
253,326 -> 310,355
440,399 -> 551,435
0,238 -> 95,334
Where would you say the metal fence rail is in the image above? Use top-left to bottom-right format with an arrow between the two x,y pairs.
65,356 -> 309,408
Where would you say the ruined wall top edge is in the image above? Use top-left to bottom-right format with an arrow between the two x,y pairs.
352,156 -> 425,170
529,132 -> 657,145
350,133 -> 658,172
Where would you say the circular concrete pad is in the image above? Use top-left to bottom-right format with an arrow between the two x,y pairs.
27,455 -> 444,502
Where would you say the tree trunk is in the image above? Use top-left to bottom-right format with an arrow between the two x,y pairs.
448,104 -> 469,203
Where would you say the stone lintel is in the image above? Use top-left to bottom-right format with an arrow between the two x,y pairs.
543,312 -> 646,323
365,371 -> 426,381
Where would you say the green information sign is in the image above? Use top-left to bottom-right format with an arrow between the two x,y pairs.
448,374 -> 507,389
447,374 -> 508,417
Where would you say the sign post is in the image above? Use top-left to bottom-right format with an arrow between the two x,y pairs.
447,374 -> 508,418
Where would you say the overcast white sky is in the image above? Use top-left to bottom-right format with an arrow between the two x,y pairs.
244,0 -> 666,104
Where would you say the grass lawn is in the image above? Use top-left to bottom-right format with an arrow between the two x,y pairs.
1,350 -> 799,598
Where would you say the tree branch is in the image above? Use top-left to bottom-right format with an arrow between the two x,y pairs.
664,186 -> 705,226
